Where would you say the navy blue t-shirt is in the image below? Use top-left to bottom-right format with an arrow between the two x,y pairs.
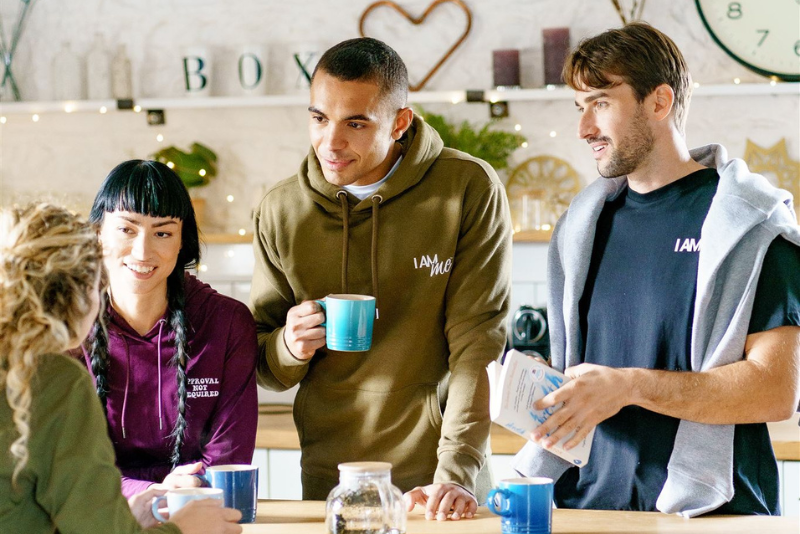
553,168 -> 800,514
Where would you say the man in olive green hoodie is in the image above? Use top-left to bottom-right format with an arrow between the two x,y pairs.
250,37 -> 511,521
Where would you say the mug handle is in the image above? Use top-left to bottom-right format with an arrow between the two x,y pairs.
315,299 -> 327,327
151,495 -> 169,523
486,488 -> 513,517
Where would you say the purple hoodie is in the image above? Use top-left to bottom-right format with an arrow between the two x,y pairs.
78,274 -> 258,498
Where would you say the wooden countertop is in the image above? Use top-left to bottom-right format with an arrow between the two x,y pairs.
256,405 -> 800,460
243,500 -> 800,533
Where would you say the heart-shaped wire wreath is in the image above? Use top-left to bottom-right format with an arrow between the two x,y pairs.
359,0 -> 473,92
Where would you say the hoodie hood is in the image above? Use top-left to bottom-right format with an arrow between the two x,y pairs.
106,273 -> 215,341
296,114 -> 445,216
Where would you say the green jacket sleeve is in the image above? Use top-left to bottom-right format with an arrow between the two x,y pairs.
250,201 -> 311,391
434,178 -> 512,491
31,356 -> 180,534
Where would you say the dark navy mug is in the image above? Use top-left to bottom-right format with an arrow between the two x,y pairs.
200,464 -> 259,523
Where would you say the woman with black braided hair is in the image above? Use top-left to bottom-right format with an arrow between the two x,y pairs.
75,160 -> 258,498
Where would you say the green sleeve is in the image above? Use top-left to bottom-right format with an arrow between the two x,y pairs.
250,200 -> 310,391
435,179 -> 512,490
31,356 -> 180,534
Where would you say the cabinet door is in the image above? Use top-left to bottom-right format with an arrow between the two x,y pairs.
268,449 -> 303,500
783,461 -> 800,516
252,448 -> 270,499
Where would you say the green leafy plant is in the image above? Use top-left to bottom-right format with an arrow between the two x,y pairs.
416,109 -> 526,171
151,142 -> 218,188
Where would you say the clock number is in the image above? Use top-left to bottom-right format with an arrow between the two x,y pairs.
756,30 -> 769,47
727,2 -> 743,19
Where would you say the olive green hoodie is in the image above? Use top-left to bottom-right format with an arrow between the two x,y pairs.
0,353 -> 180,534
251,115 -> 511,499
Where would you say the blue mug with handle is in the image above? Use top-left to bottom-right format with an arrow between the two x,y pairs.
151,488 -> 223,522
198,465 -> 258,524
486,477 -> 553,534
315,294 -> 376,352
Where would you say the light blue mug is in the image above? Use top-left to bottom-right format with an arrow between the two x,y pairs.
486,477 -> 553,534
151,487 -> 223,522
315,294 -> 375,352
198,464 -> 259,524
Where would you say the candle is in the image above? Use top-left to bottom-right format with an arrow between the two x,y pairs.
493,49 -> 521,88
542,28 -> 571,85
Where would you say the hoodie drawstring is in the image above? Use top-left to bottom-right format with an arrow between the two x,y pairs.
371,195 -> 382,319
156,319 -> 166,432
119,319 -> 168,439
337,190 -> 350,294
336,190 -> 382,320
121,339 -> 131,439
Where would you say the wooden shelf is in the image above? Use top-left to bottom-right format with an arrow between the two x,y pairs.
513,229 -> 553,243
202,231 -> 550,245
1,82 -> 796,115
202,232 -> 253,244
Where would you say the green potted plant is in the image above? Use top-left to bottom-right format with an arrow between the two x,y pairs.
151,142 -> 218,227
416,108 -> 526,172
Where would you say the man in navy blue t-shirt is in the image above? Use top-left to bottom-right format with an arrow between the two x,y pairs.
513,22 -> 800,517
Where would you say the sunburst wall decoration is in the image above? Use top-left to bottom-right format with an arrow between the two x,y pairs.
743,138 -> 800,218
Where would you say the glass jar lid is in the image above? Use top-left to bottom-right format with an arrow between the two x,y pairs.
337,461 -> 392,475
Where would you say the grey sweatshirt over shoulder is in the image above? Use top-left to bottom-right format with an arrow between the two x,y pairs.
512,144 -> 800,517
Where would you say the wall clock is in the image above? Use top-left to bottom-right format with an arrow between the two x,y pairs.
695,0 -> 800,81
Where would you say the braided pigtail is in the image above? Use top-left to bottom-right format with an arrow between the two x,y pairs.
86,311 -> 110,414
168,272 -> 189,468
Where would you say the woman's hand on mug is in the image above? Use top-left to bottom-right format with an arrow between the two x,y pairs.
283,300 -> 326,360
170,499 -> 243,534
154,461 -> 205,490
128,487 -> 168,528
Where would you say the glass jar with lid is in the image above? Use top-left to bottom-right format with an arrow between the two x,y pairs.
325,461 -> 406,534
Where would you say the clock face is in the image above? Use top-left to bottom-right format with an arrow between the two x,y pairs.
696,0 -> 800,81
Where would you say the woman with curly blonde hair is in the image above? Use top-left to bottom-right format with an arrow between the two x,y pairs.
0,204 -> 242,534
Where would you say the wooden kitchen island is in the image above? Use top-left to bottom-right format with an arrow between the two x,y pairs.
243,500 -> 800,533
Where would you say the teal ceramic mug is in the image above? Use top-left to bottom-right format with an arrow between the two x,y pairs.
151,487 -> 224,522
487,477 -> 553,534
315,294 -> 376,352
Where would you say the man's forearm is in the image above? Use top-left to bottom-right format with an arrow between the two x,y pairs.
628,326 -> 800,424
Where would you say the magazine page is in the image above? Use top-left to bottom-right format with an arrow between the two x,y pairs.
488,349 -> 594,467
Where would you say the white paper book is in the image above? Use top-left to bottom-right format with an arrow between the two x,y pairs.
487,349 -> 594,467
